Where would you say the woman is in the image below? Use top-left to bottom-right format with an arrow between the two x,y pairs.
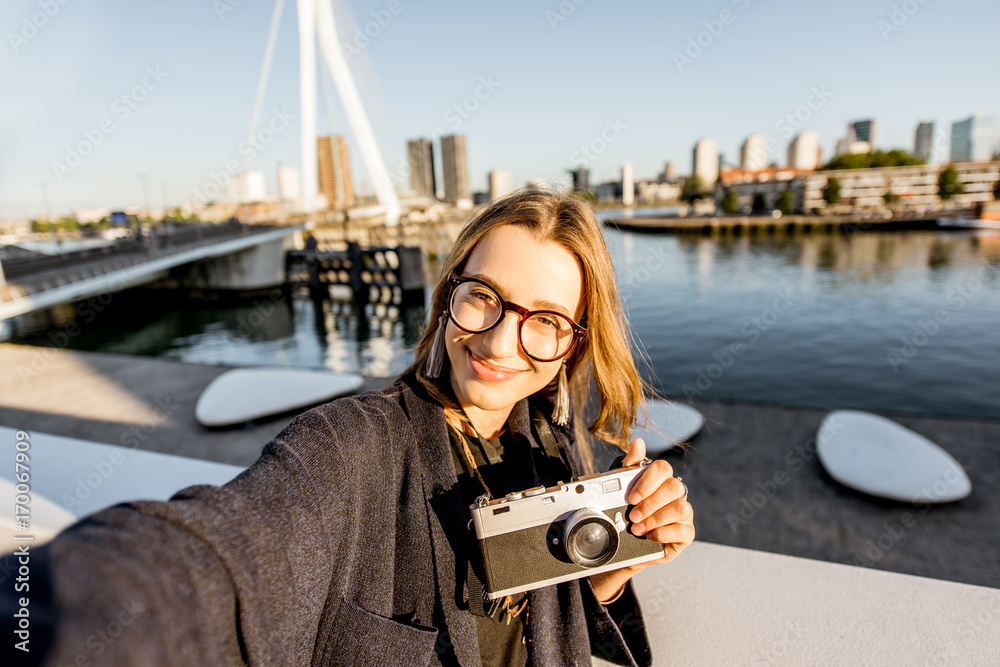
3,191 -> 694,666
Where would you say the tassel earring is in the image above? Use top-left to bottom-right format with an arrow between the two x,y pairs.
552,362 -> 570,426
426,310 -> 449,378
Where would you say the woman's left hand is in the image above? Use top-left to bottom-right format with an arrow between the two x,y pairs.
588,437 -> 695,602
620,437 -> 695,565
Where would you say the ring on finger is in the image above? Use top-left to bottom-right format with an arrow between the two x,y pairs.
676,476 -> 689,501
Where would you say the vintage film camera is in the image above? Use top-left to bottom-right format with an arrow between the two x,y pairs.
469,461 -> 663,600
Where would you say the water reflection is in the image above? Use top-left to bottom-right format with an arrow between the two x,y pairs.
608,228 -> 1000,420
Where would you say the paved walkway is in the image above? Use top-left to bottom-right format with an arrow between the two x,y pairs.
1,342 -> 996,589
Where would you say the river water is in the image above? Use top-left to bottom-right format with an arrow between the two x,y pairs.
4,218 -> 999,421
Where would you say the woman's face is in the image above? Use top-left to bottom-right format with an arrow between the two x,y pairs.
445,225 -> 585,420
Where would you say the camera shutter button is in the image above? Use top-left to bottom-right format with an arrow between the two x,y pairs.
524,487 -> 545,497
505,492 -> 523,501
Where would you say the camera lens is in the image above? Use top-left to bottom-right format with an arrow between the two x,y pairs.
563,509 -> 620,568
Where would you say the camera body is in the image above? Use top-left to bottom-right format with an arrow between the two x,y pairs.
469,462 -> 663,600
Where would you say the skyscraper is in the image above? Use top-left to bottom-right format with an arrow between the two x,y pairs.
787,131 -> 820,170
277,164 -> 301,203
622,162 -> 634,206
692,138 -> 719,186
489,169 -> 514,201
740,134 -> 768,171
951,114 -> 999,162
441,134 -> 471,206
849,119 -> 878,149
317,135 -> 354,209
914,121 -> 934,162
407,139 -> 436,199
569,167 -> 590,191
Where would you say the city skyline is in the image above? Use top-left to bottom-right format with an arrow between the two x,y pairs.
2,0 -> 999,219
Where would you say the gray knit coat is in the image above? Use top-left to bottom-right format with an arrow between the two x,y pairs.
2,368 -> 652,666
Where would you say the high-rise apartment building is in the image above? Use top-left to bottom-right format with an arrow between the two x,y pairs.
787,131 -> 820,170
692,138 -> 719,185
407,139 -> 436,198
441,134 -> 471,206
489,169 -> 514,201
951,114 -> 999,162
570,167 -> 590,191
914,121 -> 935,162
317,135 -> 354,209
740,134 -> 768,171
622,162 -> 634,206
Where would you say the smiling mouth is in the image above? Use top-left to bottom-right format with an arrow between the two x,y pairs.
467,349 -> 526,381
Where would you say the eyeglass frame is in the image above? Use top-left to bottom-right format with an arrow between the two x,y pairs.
442,272 -> 587,362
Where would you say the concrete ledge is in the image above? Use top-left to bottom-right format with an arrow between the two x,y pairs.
596,541 -> 1000,666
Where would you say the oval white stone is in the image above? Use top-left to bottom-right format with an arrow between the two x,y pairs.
196,368 -> 364,427
817,410 -> 971,503
633,399 -> 705,454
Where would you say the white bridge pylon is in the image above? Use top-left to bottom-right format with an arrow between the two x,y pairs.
247,0 -> 400,225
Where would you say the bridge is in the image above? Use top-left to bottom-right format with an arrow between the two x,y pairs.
0,220 -> 307,322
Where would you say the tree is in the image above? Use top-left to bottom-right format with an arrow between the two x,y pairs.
823,177 -> 842,206
938,167 -> 964,201
883,190 -> 901,208
820,149 -> 926,171
720,188 -> 739,214
751,192 -> 768,214
680,174 -> 707,202
775,189 -> 794,215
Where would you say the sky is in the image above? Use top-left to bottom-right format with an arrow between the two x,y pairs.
2,0 -> 999,219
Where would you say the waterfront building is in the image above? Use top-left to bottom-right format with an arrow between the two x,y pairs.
622,162 -> 635,206
662,161 -> 678,184
569,167 -> 590,191
914,121 -> 935,162
441,134 -> 471,207
787,132 -> 820,170
692,137 -> 719,186
717,161 -> 999,214
951,114 -> 999,162
638,181 -> 681,202
229,170 -> 267,203
277,165 -> 301,203
835,119 -> 878,157
489,169 -> 514,201
317,135 -> 354,209
407,139 -> 436,199
740,135 -> 769,171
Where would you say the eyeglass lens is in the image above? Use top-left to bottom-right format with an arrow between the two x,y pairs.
450,281 -> 576,360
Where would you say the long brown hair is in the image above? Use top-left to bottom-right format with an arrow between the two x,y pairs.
405,190 -> 651,473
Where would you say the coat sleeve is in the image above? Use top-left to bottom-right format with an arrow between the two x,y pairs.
581,577 -> 653,667
0,395 -> 397,666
